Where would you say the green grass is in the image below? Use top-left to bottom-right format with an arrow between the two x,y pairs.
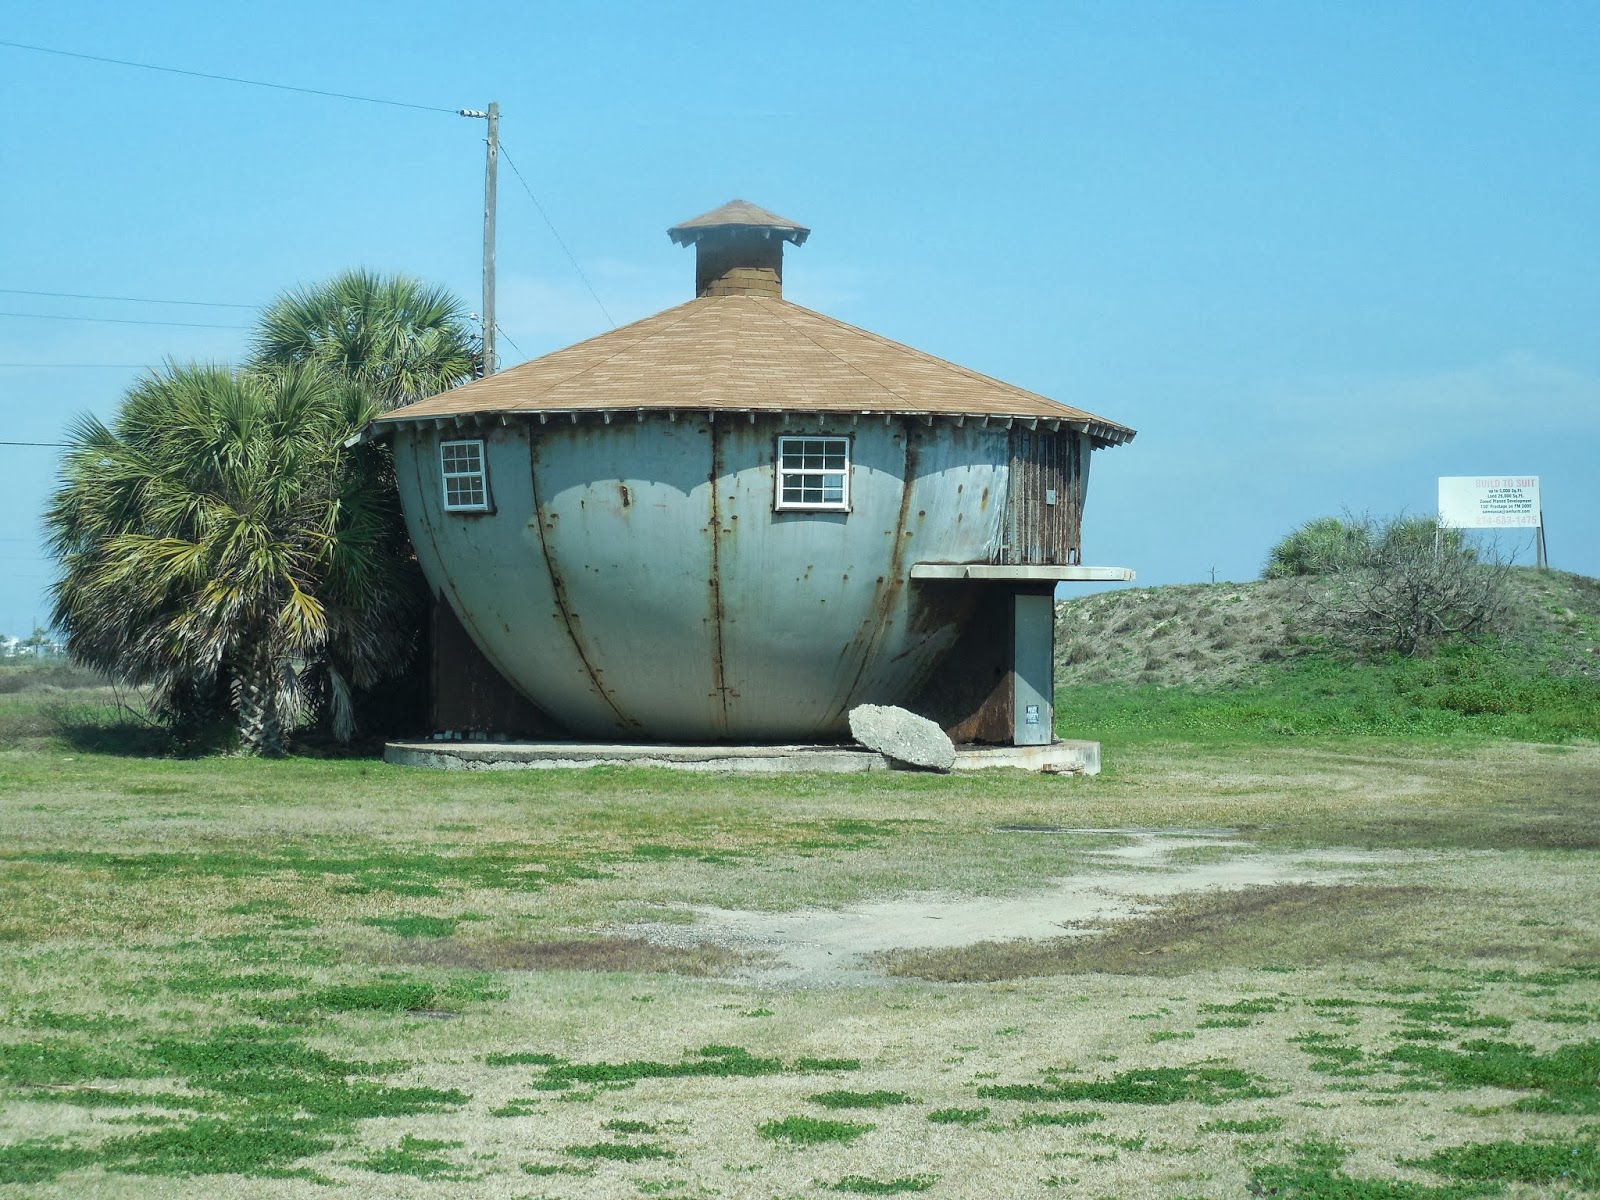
795,1056 -> 862,1071
11,843 -> 612,897
3,677 -> 1599,1195
1058,644 -> 1600,748
356,1134 -> 474,1180
1014,1109 -> 1102,1127
1056,570 -> 1600,747
532,1045 -> 787,1087
977,1065 -> 1276,1106
808,1089 -> 917,1109
927,1106 -> 989,1125
1386,1038 -> 1600,1113
1250,1139 -> 1494,1199
1199,1116 -> 1283,1134
602,1118 -> 659,1134
361,914 -> 469,938
164,968 -> 302,994
564,1140 -> 675,1161
1408,1136 -> 1600,1188
757,1116 -> 875,1146
0,1025 -> 468,1182
832,1174 -> 938,1194
520,1161 -> 594,1177
97,1117 -> 337,1179
0,1139 -> 100,1185
0,1038 -> 155,1087
1199,997 -> 1280,1015
484,1051 -> 565,1066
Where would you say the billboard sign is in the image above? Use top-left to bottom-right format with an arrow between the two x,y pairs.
1437,476 -> 1541,529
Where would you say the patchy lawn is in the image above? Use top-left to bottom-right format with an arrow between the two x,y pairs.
1,739 -> 1597,1196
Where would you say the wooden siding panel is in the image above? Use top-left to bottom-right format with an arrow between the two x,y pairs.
1003,430 -> 1083,565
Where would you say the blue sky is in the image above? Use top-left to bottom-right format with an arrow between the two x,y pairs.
2,1 -> 1595,637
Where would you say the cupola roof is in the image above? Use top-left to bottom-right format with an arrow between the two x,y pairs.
667,199 -> 810,246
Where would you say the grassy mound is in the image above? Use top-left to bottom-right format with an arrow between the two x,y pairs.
1056,568 -> 1600,745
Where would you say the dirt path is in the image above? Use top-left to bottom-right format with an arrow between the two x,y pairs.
629,831 -> 1427,987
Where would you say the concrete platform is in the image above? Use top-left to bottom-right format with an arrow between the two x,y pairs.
383,738 -> 1101,776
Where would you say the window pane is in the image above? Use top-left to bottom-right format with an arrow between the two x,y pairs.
777,437 -> 848,509
441,440 -> 488,509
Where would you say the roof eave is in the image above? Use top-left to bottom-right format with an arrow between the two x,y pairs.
666,224 -> 810,248
366,407 -> 1135,446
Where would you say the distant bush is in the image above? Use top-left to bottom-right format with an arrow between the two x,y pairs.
0,662 -> 110,693
1264,514 -> 1504,657
1264,516 -> 1373,579
1264,513 -> 1471,580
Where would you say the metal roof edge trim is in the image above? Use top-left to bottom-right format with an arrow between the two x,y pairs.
364,408 -> 1135,446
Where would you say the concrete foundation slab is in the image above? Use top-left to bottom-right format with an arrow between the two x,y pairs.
955,740 -> 1100,775
383,738 -> 1101,776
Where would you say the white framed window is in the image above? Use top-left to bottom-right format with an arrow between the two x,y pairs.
440,439 -> 491,512
776,435 -> 851,511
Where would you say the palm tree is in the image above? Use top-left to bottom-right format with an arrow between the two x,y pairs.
250,270 -> 482,741
46,362 -> 422,754
252,269 -> 481,412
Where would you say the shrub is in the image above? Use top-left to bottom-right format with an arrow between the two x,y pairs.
1304,548 -> 1508,659
1264,516 -> 1372,579
1266,514 -> 1508,657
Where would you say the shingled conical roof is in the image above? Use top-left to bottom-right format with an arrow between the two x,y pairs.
372,205 -> 1135,447
667,199 -> 810,246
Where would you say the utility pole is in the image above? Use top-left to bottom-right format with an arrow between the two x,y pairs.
459,102 -> 499,377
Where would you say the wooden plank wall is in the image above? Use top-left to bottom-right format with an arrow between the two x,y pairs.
1002,429 -> 1083,565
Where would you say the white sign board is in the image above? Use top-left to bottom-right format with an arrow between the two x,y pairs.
1437,476 -> 1541,529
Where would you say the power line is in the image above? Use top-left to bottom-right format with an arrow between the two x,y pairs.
499,144 -> 617,328
0,364 -> 156,369
0,441 -> 70,448
0,38 -> 459,114
0,311 -> 247,330
494,323 -> 524,360
0,287 -> 257,309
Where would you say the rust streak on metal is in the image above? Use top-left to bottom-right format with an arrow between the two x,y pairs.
705,420 -> 732,734
404,435 -> 535,726
525,432 -> 637,730
829,420 -> 920,720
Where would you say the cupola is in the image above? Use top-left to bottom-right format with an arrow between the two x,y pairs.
667,199 -> 810,299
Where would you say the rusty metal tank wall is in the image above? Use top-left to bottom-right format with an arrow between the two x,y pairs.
393,416 -> 1010,741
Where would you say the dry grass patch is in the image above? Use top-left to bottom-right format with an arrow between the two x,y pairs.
879,883 -> 1442,981
4,737 -> 1600,1196
373,935 -> 755,976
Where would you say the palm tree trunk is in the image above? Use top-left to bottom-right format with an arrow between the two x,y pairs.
234,652 -> 285,757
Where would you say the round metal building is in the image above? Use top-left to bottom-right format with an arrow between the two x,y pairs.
371,201 -> 1136,743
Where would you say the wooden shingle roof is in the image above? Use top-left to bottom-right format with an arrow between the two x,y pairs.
372,295 -> 1136,447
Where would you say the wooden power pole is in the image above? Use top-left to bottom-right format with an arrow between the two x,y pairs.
459,102 -> 499,376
